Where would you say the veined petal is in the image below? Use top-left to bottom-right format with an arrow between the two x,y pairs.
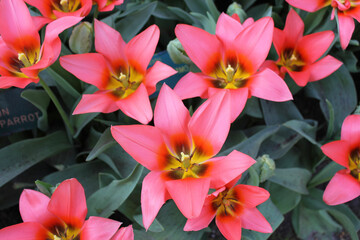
215,215 -> 242,240
286,67 -> 311,87
249,69 -> 292,101
116,83 -> 153,124
234,185 -> 270,208
94,19 -> 127,69
175,24 -> 221,74
111,225 -> 134,240
239,207 -> 272,233
80,217 -> 120,240
0,76 -> 36,89
60,53 -> 110,89
165,177 -> 210,219
73,91 -> 119,114
285,0 -> 327,12
143,61 -> 177,95
338,13 -> 355,50
309,55 -> 342,82
173,72 -> 212,99
189,90 -> 231,156
111,125 -> 164,171
19,190 -> 62,229
141,171 -> 169,230
283,9 -> 304,49
47,178 -> 87,230
184,195 -> 216,231
321,140 -> 350,168
216,13 -> 244,47
126,25 -> 159,73
323,170 -> 360,205
234,17 -> 274,71
341,114 -> 360,150
0,222 -> 49,240
209,151 -> 255,189
297,31 -> 335,63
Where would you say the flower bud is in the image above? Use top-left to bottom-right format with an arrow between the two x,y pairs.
227,2 -> 247,23
254,154 -> 276,183
167,38 -> 192,65
69,22 -> 93,54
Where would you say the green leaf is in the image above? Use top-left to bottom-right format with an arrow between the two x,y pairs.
260,100 -> 303,125
0,131 -> 71,187
247,4 -> 272,20
269,183 -> 301,214
327,209 -> 359,240
304,8 -> 328,34
86,128 -> 116,161
167,6 -> 201,25
308,162 -> 344,188
87,164 -> 143,217
283,120 -> 319,146
21,89 -> 50,131
268,168 -> 312,194
184,0 -> 208,15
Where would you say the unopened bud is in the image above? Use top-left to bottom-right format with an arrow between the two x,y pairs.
227,2 -> 247,23
167,38 -> 192,65
69,22 -> 93,54
254,154 -> 276,183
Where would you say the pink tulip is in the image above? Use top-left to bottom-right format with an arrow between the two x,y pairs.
322,114 -> 360,205
111,84 -> 255,229
0,178 -> 123,240
271,9 -> 342,87
61,20 -> 176,124
174,13 -> 292,122
93,0 -> 124,12
0,0 -> 81,89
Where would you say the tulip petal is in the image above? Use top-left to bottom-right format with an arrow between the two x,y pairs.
283,9 -> 304,49
215,215 -> 242,240
285,0 -> 326,12
116,83 -> 153,124
272,28 -> 285,58
309,55 -> 342,82
338,14 -> 355,50
209,151 -> 255,189
19,190 -> 62,229
73,91 -> 118,114
239,207 -> 273,233
60,53 -> 110,89
234,17 -> 274,71
47,178 -> 87,229
80,216 -> 121,240
321,140 -> 350,168
184,195 -> 216,231
189,90 -> 231,156
111,125 -> 164,171
286,67 -> 311,87
323,170 -> 360,205
249,68 -> 292,101
141,171 -> 169,230
229,88 -> 248,122
111,225 -> 134,240
0,222 -> 49,240
126,25 -> 159,73
0,76 -> 36,89
216,13 -> 244,46
173,72 -> 212,99
175,24 -> 221,74
165,177 -> 210,219
235,185 -> 270,208
341,114 -> 360,149
24,0 -> 53,19
144,61 -> 177,94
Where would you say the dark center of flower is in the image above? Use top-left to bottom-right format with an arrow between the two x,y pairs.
279,48 -> 305,71
52,0 -> 82,13
349,149 -> 360,181
211,62 -> 250,89
110,67 -> 143,98
211,189 -> 241,217
17,50 -> 39,68
49,225 -> 80,240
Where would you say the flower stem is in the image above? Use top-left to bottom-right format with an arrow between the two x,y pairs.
38,77 -> 75,136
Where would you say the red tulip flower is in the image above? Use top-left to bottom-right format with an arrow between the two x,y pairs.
322,115 -> 360,205
184,180 -> 272,240
111,225 -> 134,240
0,178 -> 122,240
271,9 -> 342,87
111,84 -> 255,229
93,0 -> 124,12
61,20 -> 176,124
174,13 -> 292,122
286,0 -> 360,49
0,0 -> 81,89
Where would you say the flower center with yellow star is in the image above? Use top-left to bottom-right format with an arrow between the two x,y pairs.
108,67 -> 143,99
49,225 -> 80,240
212,189 -> 241,217
278,48 -> 305,72
210,61 -> 251,89
52,0 -> 82,13
349,149 -> 360,181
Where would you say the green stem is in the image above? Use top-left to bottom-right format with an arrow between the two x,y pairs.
38,77 -> 75,136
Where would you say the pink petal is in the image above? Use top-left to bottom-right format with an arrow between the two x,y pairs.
321,140 -> 350,168
24,0 -> 53,19
228,88 -> 249,122
286,67 -> 311,87
239,207 -> 272,233
297,31 -> 335,63
215,215 -> 242,240
126,25 -> 160,73
144,61 -> 177,95
234,17 -> 274,71
116,83 -> 153,124
242,18 -> 254,28
19,190 -> 62,229
234,185 -> 270,208
323,170 -> 360,205
47,178 -> 87,230
52,1 -> 92,19
216,13 -> 244,47
32,16 -> 51,31
94,19 -> 127,69
111,225 -> 134,240
285,0 -> 326,12
259,60 -> 280,75
175,24 -> 221,75
184,195 -> 216,231
341,114 -> 360,150
273,28 -> 285,57
338,13 -> 355,50
110,125 -> 164,171
309,55 -> 342,82
173,72 -> 212,99
165,177 -> 211,219
141,171 -> 169,230
73,91 -> 119,114
0,76 -> 36,89
60,53 -> 110,89
189,90 -> 231,156
283,9 -> 304,49
0,222 -> 49,240
249,68 -> 292,101
209,151 -> 255,189
80,216 -> 120,240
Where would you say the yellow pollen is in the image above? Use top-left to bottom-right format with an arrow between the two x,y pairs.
53,236 -> 61,240
60,0 -> 69,12
225,64 -> 235,82
180,152 -> 191,169
18,53 -> 32,68
290,54 -> 298,61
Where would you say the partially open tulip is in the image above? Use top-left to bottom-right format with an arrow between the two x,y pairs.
93,0 -> 124,12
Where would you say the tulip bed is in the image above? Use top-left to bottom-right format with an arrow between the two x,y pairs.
0,0 -> 360,239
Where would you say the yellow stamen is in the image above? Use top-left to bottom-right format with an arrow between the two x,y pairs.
60,0 -> 69,12
53,236 -> 61,240
180,152 -> 191,169
225,64 -> 235,83
18,53 -> 32,68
